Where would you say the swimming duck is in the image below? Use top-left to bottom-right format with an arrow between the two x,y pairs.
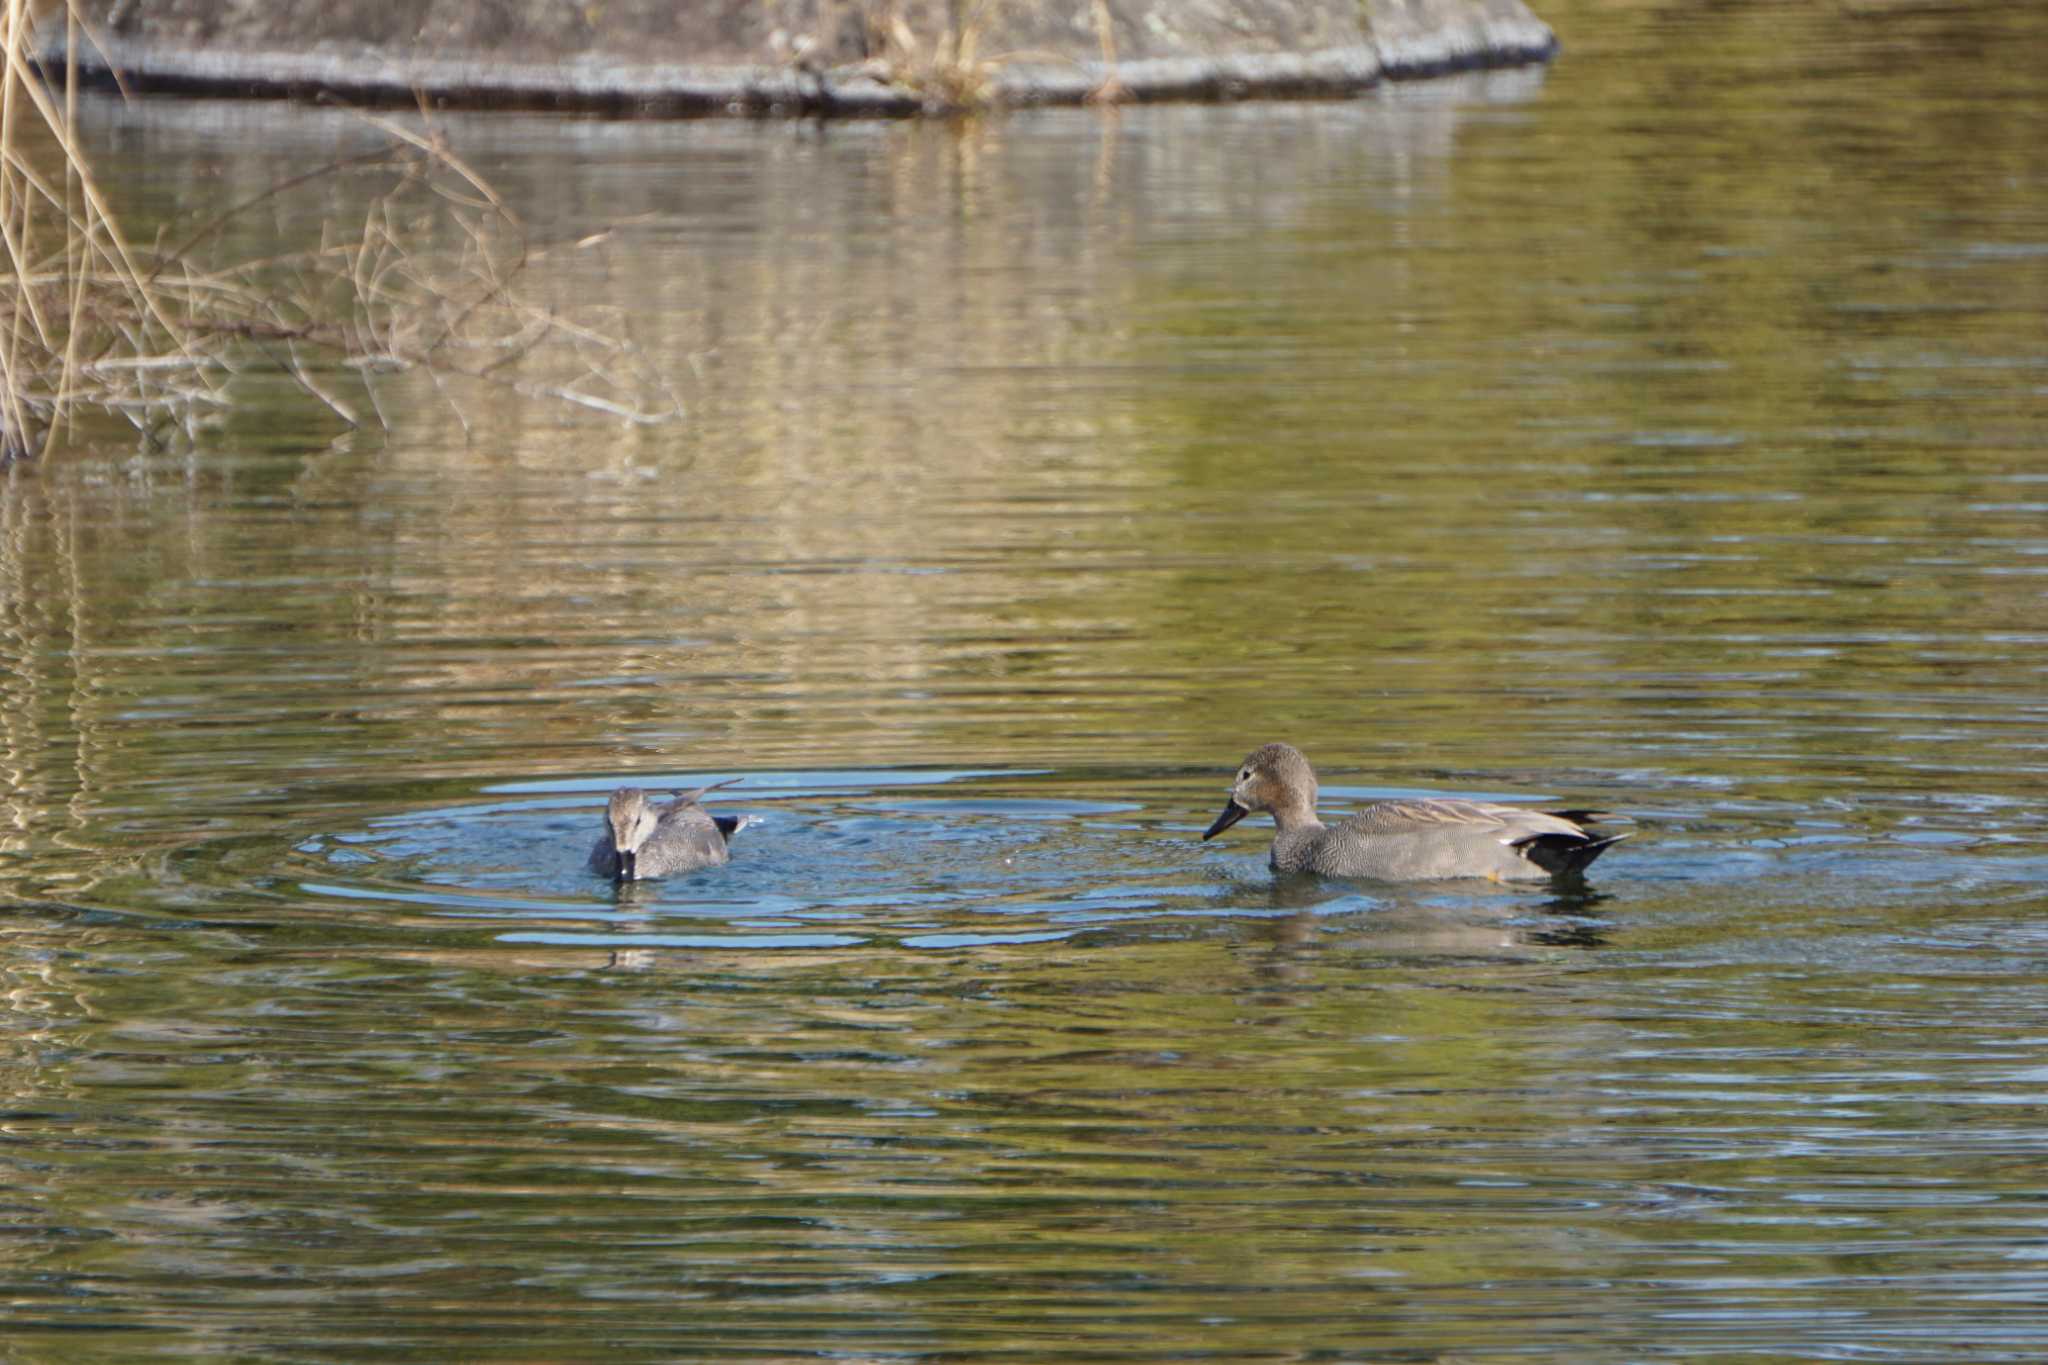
1202,743 -> 1627,881
588,780 -> 748,881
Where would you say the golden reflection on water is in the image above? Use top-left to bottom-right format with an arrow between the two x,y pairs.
12,51 -> 2046,818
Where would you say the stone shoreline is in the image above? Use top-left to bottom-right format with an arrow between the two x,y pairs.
43,1 -> 1556,116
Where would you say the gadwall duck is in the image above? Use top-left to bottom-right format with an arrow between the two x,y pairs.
588,780 -> 748,881
1202,743 -> 1627,882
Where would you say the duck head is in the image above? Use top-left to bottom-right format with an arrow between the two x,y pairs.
1202,742 -> 1320,839
605,787 -> 661,880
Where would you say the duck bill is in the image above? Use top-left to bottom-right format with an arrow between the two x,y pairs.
1202,800 -> 1250,841
615,848 -> 637,882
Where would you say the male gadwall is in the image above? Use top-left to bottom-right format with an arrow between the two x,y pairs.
588,780 -> 748,881
1202,742 -> 1628,882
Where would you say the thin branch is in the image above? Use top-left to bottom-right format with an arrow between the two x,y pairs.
151,144 -> 400,281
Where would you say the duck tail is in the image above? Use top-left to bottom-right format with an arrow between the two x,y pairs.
1512,830 -> 1631,878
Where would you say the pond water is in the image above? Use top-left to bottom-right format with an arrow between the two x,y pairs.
5,0 -> 2048,1357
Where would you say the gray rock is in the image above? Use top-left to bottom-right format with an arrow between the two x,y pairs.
49,0 -> 1554,114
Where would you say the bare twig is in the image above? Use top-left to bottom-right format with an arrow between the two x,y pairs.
0,4 -> 680,458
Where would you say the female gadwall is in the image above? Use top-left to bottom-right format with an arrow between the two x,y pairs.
588,780 -> 748,881
1202,743 -> 1627,882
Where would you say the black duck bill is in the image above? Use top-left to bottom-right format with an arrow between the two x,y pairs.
1202,799 -> 1250,840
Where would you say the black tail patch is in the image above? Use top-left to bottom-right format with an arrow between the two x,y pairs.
1511,830 -> 1631,878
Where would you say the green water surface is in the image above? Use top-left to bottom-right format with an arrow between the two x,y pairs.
3,2 -> 2047,1358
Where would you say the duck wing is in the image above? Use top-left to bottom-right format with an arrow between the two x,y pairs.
640,800 -> 734,868
1344,798 -> 1571,836
1339,799 -> 1628,879
663,779 -> 745,835
1543,808 -> 1629,827
665,777 -> 742,809
658,779 -> 749,852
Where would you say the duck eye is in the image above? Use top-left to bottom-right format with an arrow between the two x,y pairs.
1238,769 -> 1250,781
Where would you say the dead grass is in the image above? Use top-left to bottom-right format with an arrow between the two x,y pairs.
872,0 -> 1002,112
0,0 -> 678,465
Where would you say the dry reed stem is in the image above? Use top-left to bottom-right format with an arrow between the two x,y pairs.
0,2 -> 678,465
876,0 -> 1003,112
